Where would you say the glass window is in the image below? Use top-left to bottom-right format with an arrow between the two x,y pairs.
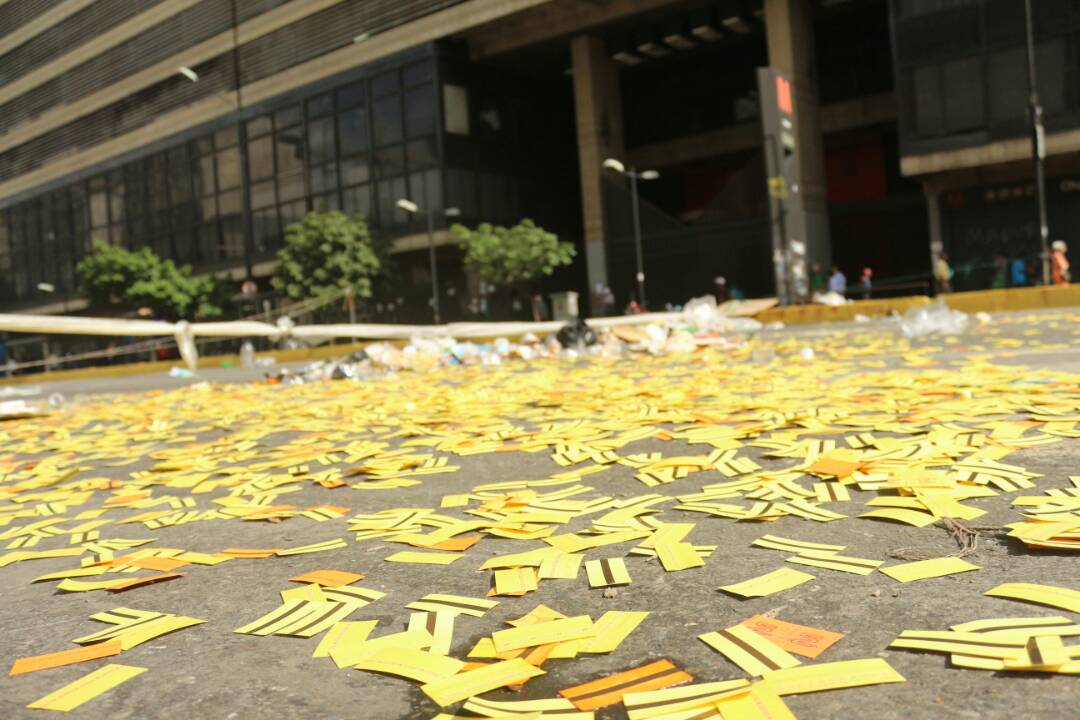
215,125 -> 238,148
253,207 -> 279,253
197,223 -> 219,262
194,135 -> 214,155
372,71 -> 399,98
218,189 -> 242,216
406,138 -> 438,169
248,136 -> 274,181
277,172 -> 305,203
942,57 -> 983,133
341,156 -> 370,186
200,196 -> 217,221
221,216 -> 245,259
275,105 -> 301,128
88,177 -> 109,228
168,157 -> 191,207
338,108 -> 368,155
374,146 -> 404,178
109,170 -> 125,221
376,176 -> 407,226
373,96 -> 403,146
313,192 -> 340,213
307,93 -> 333,118
251,180 -> 276,209
196,156 -> 216,195
405,86 -> 435,137
342,184 -> 371,218
246,115 -> 272,138
173,229 -> 195,264
310,164 -> 338,194
987,48 -> 1026,124
403,60 -> 433,87
912,66 -> 942,137
337,81 -> 365,108
443,84 -> 470,135
217,147 -> 241,189
307,117 -> 335,165
279,199 -> 306,230
275,127 -> 304,175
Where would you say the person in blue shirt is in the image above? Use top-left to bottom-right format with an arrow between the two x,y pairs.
828,266 -> 847,294
1010,257 -> 1027,287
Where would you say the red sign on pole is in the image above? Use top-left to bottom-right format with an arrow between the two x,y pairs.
776,76 -> 793,115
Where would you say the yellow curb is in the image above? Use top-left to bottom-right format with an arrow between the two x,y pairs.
756,296 -> 931,326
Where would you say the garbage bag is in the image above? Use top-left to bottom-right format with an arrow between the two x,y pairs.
556,319 -> 598,347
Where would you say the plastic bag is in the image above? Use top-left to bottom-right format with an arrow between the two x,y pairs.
898,301 -> 969,337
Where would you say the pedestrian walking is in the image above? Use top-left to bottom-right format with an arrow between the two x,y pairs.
828,266 -> 847,294
934,253 -> 952,294
810,263 -> 827,293
1010,257 -> 1027,287
1051,240 -> 1071,286
713,276 -> 729,303
859,267 -> 873,299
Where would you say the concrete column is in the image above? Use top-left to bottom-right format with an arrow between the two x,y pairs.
765,0 -> 830,269
571,34 -> 624,307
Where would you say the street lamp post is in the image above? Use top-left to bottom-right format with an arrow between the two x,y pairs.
396,199 -> 461,324
603,158 -> 659,310
1024,0 -> 1050,285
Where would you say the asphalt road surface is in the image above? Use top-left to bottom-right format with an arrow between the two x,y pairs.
1,308 -> 1078,719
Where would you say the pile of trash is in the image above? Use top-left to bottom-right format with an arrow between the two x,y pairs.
267,296 -> 765,383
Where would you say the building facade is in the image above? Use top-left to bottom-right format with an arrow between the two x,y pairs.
891,0 -> 1080,290
6,0 -> 1035,326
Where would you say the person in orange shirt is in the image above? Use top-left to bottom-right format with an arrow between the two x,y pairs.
1051,240 -> 1071,286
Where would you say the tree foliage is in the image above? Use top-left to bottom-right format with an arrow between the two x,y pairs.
76,240 -> 225,320
450,219 -> 575,287
272,211 -> 383,302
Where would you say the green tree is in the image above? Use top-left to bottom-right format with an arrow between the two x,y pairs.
450,219 -> 575,288
272,211 -> 383,302
76,240 -> 225,320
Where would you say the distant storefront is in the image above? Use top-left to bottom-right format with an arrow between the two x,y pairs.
940,175 -> 1080,291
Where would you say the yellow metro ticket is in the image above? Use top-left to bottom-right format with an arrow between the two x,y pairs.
281,583 -> 328,603
584,558 -> 631,588
655,540 -> 705,572
889,630 -> 1026,659
714,682 -> 795,720
406,594 -> 499,617
984,583 -> 1080,613
462,695 -> 591,719
719,568 -> 814,598
27,663 -> 146,711
354,647 -> 465,683
762,658 -> 905,695
699,625 -> 801,676
538,552 -> 583,580
879,556 -> 980,583
580,611 -> 649,654
385,551 -> 463,565
313,620 -> 377,658
495,567 -> 539,595
492,615 -> 594,653
623,679 -> 749,720
408,611 -> 455,655
421,658 -> 544,706
331,628 -> 433,668
950,616 -> 1080,638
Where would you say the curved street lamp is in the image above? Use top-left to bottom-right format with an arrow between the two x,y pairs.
396,199 -> 461,324
603,158 -> 659,310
